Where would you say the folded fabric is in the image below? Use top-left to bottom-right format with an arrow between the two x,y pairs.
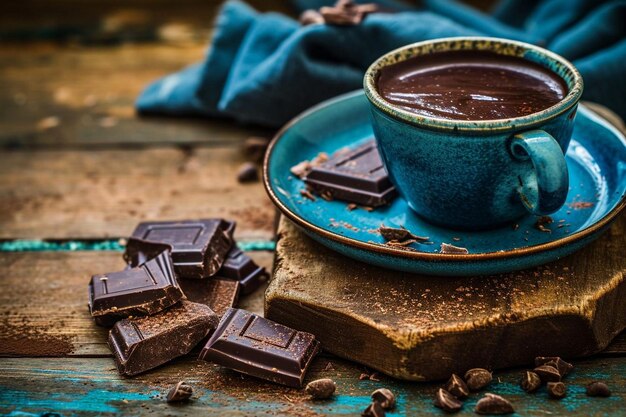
136,0 -> 626,127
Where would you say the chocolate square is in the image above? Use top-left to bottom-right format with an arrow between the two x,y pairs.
304,139 -> 396,206
124,219 -> 235,279
216,247 -> 268,295
88,251 -> 183,327
199,308 -> 320,387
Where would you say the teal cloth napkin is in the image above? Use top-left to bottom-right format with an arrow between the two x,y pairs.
136,0 -> 626,127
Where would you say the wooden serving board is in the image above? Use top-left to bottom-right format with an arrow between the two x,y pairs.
266,216 -> 626,381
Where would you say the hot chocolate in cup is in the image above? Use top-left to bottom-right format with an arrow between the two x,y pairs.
364,37 -> 583,230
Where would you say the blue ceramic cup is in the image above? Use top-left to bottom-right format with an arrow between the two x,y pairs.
364,37 -> 583,230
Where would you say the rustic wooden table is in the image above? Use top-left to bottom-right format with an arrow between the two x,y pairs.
0,1 -> 624,416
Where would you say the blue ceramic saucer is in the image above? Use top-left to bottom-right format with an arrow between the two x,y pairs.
263,91 -> 626,276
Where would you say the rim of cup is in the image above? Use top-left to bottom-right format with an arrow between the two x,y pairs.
363,36 -> 584,133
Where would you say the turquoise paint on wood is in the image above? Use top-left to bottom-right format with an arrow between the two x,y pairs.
1,357 -> 624,416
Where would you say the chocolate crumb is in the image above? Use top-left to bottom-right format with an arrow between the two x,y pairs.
440,243 -> 469,254
371,388 -> 395,409
243,136 -> 270,162
586,381 -> 611,397
534,215 -> 553,233
347,203 -> 358,211
300,189 -> 316,201
379,225 -> 428,242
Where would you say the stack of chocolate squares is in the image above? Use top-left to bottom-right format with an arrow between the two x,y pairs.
88,219 -> 320,387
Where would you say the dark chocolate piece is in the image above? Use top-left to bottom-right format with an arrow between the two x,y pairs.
215,247 -> 268,295
89,251 -> 183,327
303,140 -> 396,207
180,278 -> 240,317
124,219 -> 235,279
109,301 -> 219,376
199,308 -> 320,387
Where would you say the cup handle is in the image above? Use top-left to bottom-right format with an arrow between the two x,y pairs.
509,130 -> 569,215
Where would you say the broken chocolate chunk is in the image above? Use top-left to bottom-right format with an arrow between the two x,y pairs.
109,301 -> 219,376
215,247 -> 268,295
89,251 -> 183,327
180,278 -> 240,317
378,225 -> 428,242
199,308 -> 320,387
124,219 -> 235,279
304,140 -> 396,207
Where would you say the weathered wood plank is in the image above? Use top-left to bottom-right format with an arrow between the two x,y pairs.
0,251 -> 272,357
0,147 -> 275,239
267,215 -> 626,380
0,43 -> 272,149
0,356 -> 623,416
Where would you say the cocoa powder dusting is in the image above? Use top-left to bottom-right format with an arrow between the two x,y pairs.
0,317 -> 74,356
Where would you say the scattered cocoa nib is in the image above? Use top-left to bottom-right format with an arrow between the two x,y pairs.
300,189 -> 316,201
378,225 -> 429,242
440,242 -> 469,254
444,374 -> 469,399
299,9 -> 325,26
362,206 -> 375,212
166,381 -> 193,403
320,191 -> 334,201
569,201 -> 594,209
586,381 -> 611,397
434,388 -> 462,413
520,371 -> 541,393
474,393 -> 514,415
323,361 -> 335,371
359,373 -> 370,380
465,368 -> 492,391
362,401 -> 386,417
371,388 -> 395,410
236,162 -> 258,183
534,215 -> 553,233
369,372 -> 381,381
305,378 -> 336,399
243,136 -> 270,162
533,365 -> 561,383
547,381 -> 567,399
347,203 -> 358,211
534,356 -> 573,377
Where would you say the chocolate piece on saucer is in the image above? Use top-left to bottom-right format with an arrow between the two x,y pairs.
124,219 -> 236,279
89,251 -> 183,327
199,308 -> 320,387
109,301 -> 219,376
215,247 -> 269,295
303,139 -> 396,207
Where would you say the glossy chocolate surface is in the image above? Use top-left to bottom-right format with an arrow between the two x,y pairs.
124,219 -> 235,279
215,247 -> 268,295
199,308 -> 320,387
89,251 -> 183,327
304,139 -> 396,207
376,50 -> 567,121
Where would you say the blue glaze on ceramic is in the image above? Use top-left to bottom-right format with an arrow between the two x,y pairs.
263,91 -> 626,276
363,37 -> 583,229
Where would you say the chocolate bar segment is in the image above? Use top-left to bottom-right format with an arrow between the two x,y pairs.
124,219 -> 235,279
216,247 -> 268,295
89,251 -> 183,327
199,308 -> 320,387
180,278 -> 240,317
109,301 -> 219,376
303,139 -> 396,207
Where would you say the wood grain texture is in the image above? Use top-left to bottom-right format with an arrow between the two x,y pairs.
266,216 -> 626,381
0,356 -> 624,416
0,251 -> 273,357
0,42 -> 272,149
0,147 -> 276,240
